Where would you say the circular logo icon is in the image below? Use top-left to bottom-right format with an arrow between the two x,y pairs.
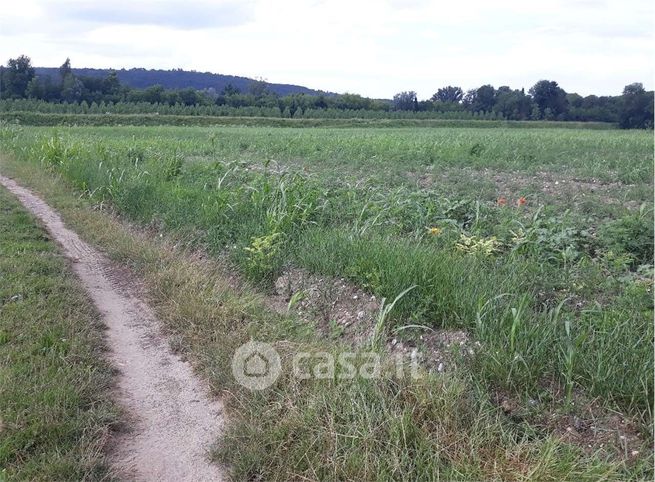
231,341 -> 282,390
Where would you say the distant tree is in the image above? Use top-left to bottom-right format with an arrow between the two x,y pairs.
103,71 -> 121,96
336,93 -> 372,110
178,87 -> 201,106
142,84 -> 165,104
463,84 -> 496,113
61,74 -> 83,102
222,84 -> 240,96
248,78 -> 270,97
25,77 -> 45,99
492,87 -> 533,120
369,99 -> 392,111
59,58 -> 72,81
55,58 -> 82,102
529,80 -> 568,119
201,87 -> 219,101
462,89 -> 475,107
431,86 -> 463,104
619,83 -> 654,129
417,100 -> 434,111
566,93 -> 583,109
392,91 -> 417,111
314,95 -> 328,109
2,55 -> 35,98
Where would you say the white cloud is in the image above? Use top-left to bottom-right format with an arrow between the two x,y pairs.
0,0 -> 652,97
50,0 -> 254,29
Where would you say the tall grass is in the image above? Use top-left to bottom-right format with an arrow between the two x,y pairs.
2,123 -> 653,419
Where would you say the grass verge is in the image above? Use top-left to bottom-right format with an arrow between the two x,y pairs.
0,186 -> 118,480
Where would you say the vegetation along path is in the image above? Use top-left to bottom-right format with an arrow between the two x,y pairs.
0,174 -> 224,481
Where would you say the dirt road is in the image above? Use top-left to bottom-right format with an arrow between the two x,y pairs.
0,175 -> 224,481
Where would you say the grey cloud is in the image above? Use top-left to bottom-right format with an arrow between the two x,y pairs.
49,1 -> 254,30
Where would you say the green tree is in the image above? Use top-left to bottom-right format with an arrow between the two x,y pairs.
59,58 -> 72,80
431,86 -> 463,103
566,93 -> 583,109
143,84 -> 165,104
2,55 -> 35,98
222,84 -> 240,96
392,91 -> 417,111
25,77 -> 44,99
492,87 -> 533,120
103,71 -> 121,96
619,83 -> 654,129
61,75 -> 83,102
314,95 -> 328,109
463,85 -> 496,113
248,78 -> 270,98
529,80 -> 568,119
336,93 -> 372,110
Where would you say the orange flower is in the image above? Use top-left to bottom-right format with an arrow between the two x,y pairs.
497,196 -> 507,206
516,196 -> 527,207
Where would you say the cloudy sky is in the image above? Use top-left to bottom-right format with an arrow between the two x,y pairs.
1,0 -> 652,98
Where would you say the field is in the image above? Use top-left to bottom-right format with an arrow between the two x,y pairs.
1,123 -> 652,479
0,111 -> 616,129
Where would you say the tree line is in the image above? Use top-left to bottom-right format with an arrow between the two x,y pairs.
1,55 -> 652,128
392,82 -> 653,128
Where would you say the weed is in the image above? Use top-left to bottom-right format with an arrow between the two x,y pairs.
0,123 -> 652,478
162,152 -> 184,180
455,233 -> 501,255
244,232 -> 283,281
370,285 -> 417,348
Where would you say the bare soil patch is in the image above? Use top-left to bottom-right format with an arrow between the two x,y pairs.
493,388 -> 650,464
389,329 -> 474,373
271,267 -> 380,345
270,268 -> 474,374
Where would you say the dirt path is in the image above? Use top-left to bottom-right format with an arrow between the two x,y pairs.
0,175 -> 224,481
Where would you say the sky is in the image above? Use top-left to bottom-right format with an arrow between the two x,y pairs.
0,0 -> 653,99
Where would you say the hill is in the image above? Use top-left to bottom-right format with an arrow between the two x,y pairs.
33,67 -> 331,97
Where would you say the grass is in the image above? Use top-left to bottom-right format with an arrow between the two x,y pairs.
2,125 -> 651,412
0,111 -> 616,129
0,156 -> 645,480
0,121 -> 652,479
3,124 -> 648,180
0,187 -> 118,480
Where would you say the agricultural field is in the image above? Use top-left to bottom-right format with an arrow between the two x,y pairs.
0,123 -> 653,479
